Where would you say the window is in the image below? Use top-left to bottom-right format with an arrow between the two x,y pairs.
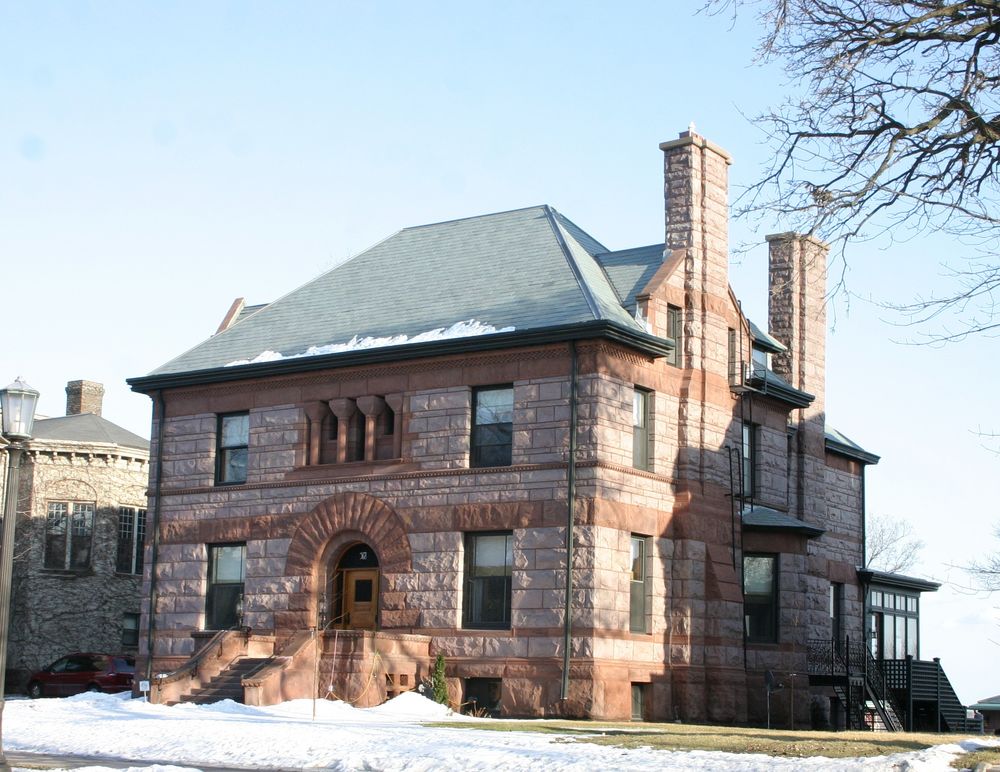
632,387 -> 651,471
630,535 -> 649,633
206,543 -> 246,630
868,587 -> 921,659
744,554 -> 778,643
216,412 -> 249,484
830,582 -> 843,643
44,502 -> 94,570
728,328 -> 738,384
751,346 -> 770,377
471,387 -> 513,468
666,305 -> 682,367
741,422 -> 757,498
122,612 -> 140,647
116,506 -> 146,574
464,677 -> 502,717
463,532 -> 513,628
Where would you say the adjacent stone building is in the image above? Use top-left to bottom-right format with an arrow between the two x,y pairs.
2,381 -> 150,689
127,130 -> 957,727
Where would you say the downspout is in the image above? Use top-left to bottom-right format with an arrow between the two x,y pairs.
560,341 -> 579,702
144,390 -> 166,682
860,466 -> 867,567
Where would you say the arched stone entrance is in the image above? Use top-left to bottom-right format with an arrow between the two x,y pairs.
326,542 -> 380,629
284,492 -> 412,632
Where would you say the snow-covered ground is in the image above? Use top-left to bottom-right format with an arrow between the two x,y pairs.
4,692 -> 997,771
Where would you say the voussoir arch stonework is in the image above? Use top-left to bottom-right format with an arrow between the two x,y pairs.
285,492 -> 412,579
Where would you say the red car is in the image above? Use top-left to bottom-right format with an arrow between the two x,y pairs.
26,653 -> 135,698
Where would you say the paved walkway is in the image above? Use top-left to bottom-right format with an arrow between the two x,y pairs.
7,750 -> 301,771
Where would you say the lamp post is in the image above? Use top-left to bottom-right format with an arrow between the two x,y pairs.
0,377 -> 39,772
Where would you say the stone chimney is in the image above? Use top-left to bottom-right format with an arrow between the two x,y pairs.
659,128 -> 733,375
66,380 -> 104,416
766,233 -> 828,520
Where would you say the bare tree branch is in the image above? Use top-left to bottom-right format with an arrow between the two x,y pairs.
708,0 -> 1000,340
867,512 -> 924,574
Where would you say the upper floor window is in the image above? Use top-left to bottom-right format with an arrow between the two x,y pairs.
463,532 -> 513,629
728,328 -> 738,384
44,501 -> 94,570
471,386 -> 513,468
630,535 -> 650,633
116,506 -> 146,575
741,422 -> 757,498
632,388 -> 651,471
744,554 -> 778,643
751,346 -> 770,375
216,412 -> 249,484
665,305 -> 682,367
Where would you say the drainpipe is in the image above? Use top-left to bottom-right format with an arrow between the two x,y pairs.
561,342 -> 579,702
145,390 -> 166,682
860,466 -> 867,567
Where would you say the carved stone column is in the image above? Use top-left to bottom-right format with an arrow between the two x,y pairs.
356,396 -> 387,462
303,402 -> 328,466
328,398 -> 358,464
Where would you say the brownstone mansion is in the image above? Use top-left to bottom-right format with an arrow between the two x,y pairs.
128,129 -> 970,730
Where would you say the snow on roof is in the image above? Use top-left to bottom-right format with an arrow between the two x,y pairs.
225,319 -> 515,368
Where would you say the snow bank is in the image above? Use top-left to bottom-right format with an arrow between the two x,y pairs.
226,319 -> 516,367
6,692 -> 998,772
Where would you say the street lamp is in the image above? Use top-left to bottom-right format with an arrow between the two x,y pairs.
0,377 -> 39,772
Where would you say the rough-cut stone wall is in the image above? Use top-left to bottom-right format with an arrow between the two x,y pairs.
7,442 -> 148,688
135,133 -> 876,726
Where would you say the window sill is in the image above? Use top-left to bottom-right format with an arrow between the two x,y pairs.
286,459 -> 414,481
40,568 -> 93,577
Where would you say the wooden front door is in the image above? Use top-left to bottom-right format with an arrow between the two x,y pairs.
343,568 -> 379,629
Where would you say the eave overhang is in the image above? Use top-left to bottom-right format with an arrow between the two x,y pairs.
826,436 -> 880,465
856,568 -> 940,593
741,505 -> 825,538
744,370 -> 815,409
128,321 -> 674,394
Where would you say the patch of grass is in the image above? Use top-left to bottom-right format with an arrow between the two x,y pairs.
951,747 -> 1000,770
429,718 -> 976,760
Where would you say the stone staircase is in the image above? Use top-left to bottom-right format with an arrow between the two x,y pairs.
176,657 -> 271,705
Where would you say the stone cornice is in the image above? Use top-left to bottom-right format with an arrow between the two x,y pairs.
150,459 -> 676,498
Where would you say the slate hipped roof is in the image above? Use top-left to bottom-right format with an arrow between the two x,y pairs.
137,206 -> 669,383
31,413 -> 149,453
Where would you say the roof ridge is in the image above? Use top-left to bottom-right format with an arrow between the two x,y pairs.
543,206 -> 602,320
400,204 -> 550,232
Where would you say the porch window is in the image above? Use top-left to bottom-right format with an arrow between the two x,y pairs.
744,554 -> 778,643
463,532 -> 513,629
471,387 -> 513,468
206,543 -> 246,630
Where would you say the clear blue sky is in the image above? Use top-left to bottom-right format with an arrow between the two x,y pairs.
3,2 -> 996,705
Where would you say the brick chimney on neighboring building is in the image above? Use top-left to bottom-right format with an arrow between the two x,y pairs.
65,380 -> 104,416
766,233 -> 829,521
